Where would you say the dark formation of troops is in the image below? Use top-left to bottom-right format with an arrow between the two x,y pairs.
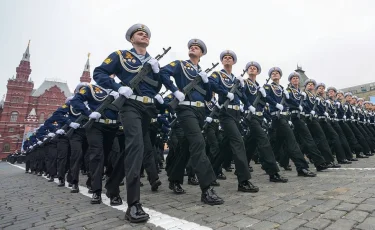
9,24 -> 375,224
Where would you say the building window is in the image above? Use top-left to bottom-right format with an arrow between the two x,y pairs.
361,87 -> 367,92
10,112 -> 18,122
9,128 -> 14,132
370,86 -> 375,91
3,143 -> 10,152
39,113 -> 45,123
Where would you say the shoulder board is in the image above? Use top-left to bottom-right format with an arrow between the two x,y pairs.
264,84 -> 271,89
169,61 -> 176,67
61,104 -> 68,109
79,86 -> 87,95
287,89 -> 292,93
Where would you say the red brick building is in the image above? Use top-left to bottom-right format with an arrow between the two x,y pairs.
0,42 -> 91,158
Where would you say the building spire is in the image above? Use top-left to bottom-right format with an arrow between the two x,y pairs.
22,40 -> 31,62
80,52 -> 91,83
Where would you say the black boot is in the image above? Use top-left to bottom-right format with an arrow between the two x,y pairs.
297,169 -> 316,177
168,181 -> 185,194
201,187 -> 224,205
187,176 -> 199,185
90,192 -> 102,204
238,181 -> 259,193
58,179 -> 65,187
71,184 -> 79,193
125,203 -> 149,223
151,179 -> 162,192
269,173 -> 288,183
217,172 -> 226,180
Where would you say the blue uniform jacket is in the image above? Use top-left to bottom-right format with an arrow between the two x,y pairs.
209,70 -> 249,108
159,60 -> 212,102
302,90 -> 316,114
244,79 -> 266,112
93,48 -> 160,97
286,85 -> 302,111
70,84 -> 118,120
264,82 -> 287,113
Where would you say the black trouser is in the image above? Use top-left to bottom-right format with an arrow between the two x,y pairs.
205,121 -> 223,175
69,128 -> 88,184
106,100 -> 157,206
291,115 -> 326,167
318,119 -> 347,161
57,136 -> 70,180
271,115 -> 309,171
331,121 -> 353,160
165,126 -> 179,174
361,123 -> 375,149
86,122 -> 118,194
47,141 -> 58,177
339,121 -> 363,155
245,115 -> 279,175
305,118 -> 335,163
25,153 -> 31,171
356,123 -> 375,151
168,105 -> 216,190
348,122 -> 371,154
213,109 -> 251,183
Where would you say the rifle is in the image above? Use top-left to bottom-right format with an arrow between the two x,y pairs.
109,47 -> 171,111
65,115 -> 89,138
168,62 -> 219,110
82,95 -> 115,129
277,86 -> 286,118
202,103 -> 220,130
222,69 -> 246,110
167,118 -> 177,136
297,92 -> 305,119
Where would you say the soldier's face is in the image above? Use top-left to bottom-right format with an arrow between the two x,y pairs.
337,93 -> 344,100
221,55 -> 234,66
290,76 -> 299,86
316,86 -> 325,94
247,65 -> 258,76
358,100 -> 363,106
271,71 -> 281,81
306,83 -> 315,91
345,96 -> 352,102
131,31 -> 149,47
351,98 -> 357,104
328,90 -> 336,98
188,45 -> 203,58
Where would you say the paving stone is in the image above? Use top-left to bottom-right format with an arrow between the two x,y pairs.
310,199 -> 341,213
232,217 -> 260,228
268,212 -> 296,224
356,217 -> 375,230
3,222 -> 33,230
303,218 -> 331,229
278,218 -> 308,230
334,202 -> 357,211
324,219 -> 357,230
344,210 -> 369,222
297,211 -> 321,221
321,210 -> 347,220
252,209 -> 279,220
302,199 -> 325,207
245,220 -> 280,229
289,205 -> 313,214
357,204 -> 375,212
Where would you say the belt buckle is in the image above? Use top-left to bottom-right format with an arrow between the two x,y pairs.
105,119 -> 110,124
234,105 -> 239,110
196,101 -> 202,107
143,97 -> 149,103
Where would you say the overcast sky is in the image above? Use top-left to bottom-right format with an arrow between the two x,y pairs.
1,0 -> 375,98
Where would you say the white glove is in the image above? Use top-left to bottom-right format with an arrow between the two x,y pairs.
43,138 -> 47,141
240,105 -> 244,112
154,94 -> 164,104
276,103 -> 284,111
368,119 -> 371,123
283,89 -> 290,99
205,117 -> 213,123
311,110 -> 316,116
199,71 -> 209,83
301,92 -> 307,99
263,118 -> 268,123
214,101 -> 223,109
334,113 -> 337,117
259,87 -> 266,97
324,112 -> 329,117
118,86 -> 133,98
173,90 -> 185,102
248,105 -> 256,114
109,91 -> 119,100
37,141 -> 42,145
47,133 -> 55,138
344,105 -> 348,109
288,121 -> 293,126
148,58 -> 160,73
218,125 -> 222,130
343,115 -> 347,120
335,102 -> 341,108
353,106 -> 356,110
56,129 -> 65,135
69,122 -> 80,129
325,100 -> 331,104
299,105 -> 303,112
315,97 -> 321,102
351,116 -> 354,120
236,76 -> 245,87
89,112 -> 101,120
226,92 -> 234,101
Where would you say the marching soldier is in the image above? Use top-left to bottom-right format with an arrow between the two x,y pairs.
265,67 -> 316,177
159,39 -> 224,205
209,51 -> 260,191
93,24 -> 163,222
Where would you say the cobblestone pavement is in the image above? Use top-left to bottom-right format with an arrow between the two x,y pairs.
2,157 -> 375,230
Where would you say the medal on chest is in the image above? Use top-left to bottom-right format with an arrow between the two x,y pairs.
246,79 -> 257,95
271,84 -> 282,97
219,71 -> 234,88
180,61 -> 199,81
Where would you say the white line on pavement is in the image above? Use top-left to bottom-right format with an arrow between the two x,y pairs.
8,163 -> 212,230
327,168 -> 375,170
